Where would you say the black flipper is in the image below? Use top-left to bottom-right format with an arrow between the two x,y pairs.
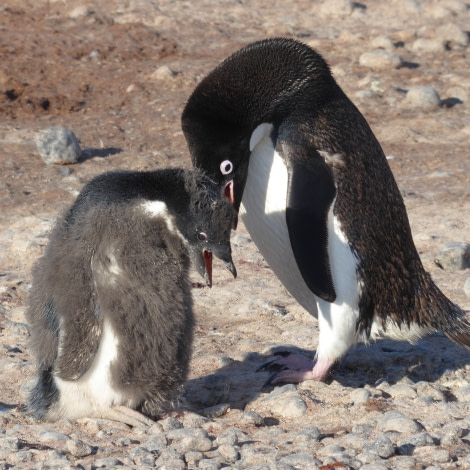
284,143 -> 337,302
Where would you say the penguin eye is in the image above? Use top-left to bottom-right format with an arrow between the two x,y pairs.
220,160 -> 233,175
197,232 -> 208,242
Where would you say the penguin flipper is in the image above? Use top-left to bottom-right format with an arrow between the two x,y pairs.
285,152 -> 337,302
54,304 -> 102,381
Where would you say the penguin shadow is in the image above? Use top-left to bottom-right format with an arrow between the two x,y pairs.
78,147 -> 122,162
183,334 -> 470,412
328,333 -> 470,390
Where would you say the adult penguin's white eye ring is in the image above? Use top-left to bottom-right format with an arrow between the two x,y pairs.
198,232 -> 208,242
220,160 -> 233,175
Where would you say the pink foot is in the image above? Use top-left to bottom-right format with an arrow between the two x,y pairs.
258,353 -> 334,385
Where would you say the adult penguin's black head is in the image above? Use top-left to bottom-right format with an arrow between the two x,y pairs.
182,38 -> 336,227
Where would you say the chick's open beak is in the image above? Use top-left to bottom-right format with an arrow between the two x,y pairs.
202,248 -> 213,288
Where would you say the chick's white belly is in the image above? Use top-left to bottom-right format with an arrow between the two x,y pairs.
240,137 -> 319,316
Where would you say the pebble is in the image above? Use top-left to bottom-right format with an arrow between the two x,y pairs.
454,385 -> 470,402
412,38 -> 446,53
378,411 -> 423,433
269,393 -> 308,418
464,278 -> 470,298
363,435 -> 395,458
319,0 -> 354,17
65,438 -> 93,458
359,50 -> 402,70
151,65 -> 177,80
435,23 -> 469,48
35,126 -> 82,165
438,242 -> 470,270
403,86 -> 441,111
93,457 -> 123,467
388,383 -> 418,399
350,387 -> 371,405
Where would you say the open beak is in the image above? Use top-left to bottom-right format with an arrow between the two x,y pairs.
224,180 -> 238,230
202,248 -> 213,287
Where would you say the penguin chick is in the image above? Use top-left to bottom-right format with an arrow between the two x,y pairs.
182,37 -> 470,385
26,168 -> 237,424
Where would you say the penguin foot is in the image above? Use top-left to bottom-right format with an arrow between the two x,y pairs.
259,354 -> 334,386
257,353 -> 315,374
96,406 -> 156,427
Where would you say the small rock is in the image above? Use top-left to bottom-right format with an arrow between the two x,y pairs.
454,385 -> 470,402
39,431 -> 70,444
416,382 -> 446,402
280,452 -> 322,468
178,436 -> 213,452
297,426 -> 321,442
350,388 -> 371,405
185,451 -> 203,467
377,411 -> 423,433
166,428 -> 209,441
13,450 -> 33,464
198,458 -> 223,470
319,0 -> 354,17
404,86 -> 441,111
155,453 -> 186,470
69,6 -> 90,19
438,242 -> 470,270
464,278 -> 470,298
269,393 -> 308,418
151,65 -> 177,80
93,457 -> 123,467
362,435 -> 395,458
413,446 -> 451,463
0,437 -> 19,451
218,443 -> 239,464
216,427 -> 246,446
412,38 -> 446,53
436,23 -> 469,48
35,126 -> 82,165
371,35 -> 395,50
241,410 -> 264,425
66,438 -> 92,457
397,432 -> 435,455
159,416 -> 183,431
388,383 -> 417,399
359,50 -> 402,70
203,403 -> 230,418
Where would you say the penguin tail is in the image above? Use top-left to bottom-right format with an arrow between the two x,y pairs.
443,324 -> 470,351
439,300 -> 470,351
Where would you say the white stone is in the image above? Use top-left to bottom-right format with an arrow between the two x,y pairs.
319,0 -> 354,17
151,65 -> 177,80
436,23 -> 469,48
412,38 -> 445,53
404,86 -> 441,110
359,50 -> 402,70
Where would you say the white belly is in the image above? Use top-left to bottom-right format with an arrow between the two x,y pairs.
240,126 -> 363,361
51,319 -> 139,420
240,129 -> 319,316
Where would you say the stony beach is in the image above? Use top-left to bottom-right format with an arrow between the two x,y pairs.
1,0 -> 470,468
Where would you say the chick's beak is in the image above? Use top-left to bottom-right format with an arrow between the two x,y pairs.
202,248 -> 213,288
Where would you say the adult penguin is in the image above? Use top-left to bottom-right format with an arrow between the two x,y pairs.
26,168 -> 236,425
182,37 -> 470,384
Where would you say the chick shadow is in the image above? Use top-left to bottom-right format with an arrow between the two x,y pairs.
79,147 -> 122,162
183,333 -> 470,412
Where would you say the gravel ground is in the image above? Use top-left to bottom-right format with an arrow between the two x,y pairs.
1,0 -> 470,468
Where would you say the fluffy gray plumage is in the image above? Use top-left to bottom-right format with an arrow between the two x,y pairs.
26,168 -> 236,422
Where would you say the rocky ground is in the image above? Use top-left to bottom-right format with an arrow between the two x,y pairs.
1,0 -> 470,468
